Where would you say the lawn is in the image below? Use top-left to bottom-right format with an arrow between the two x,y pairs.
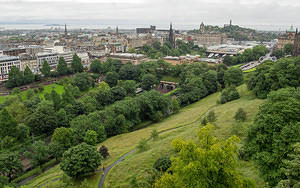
25,85 -> 266,188
104,85 -> 266,187
0,84 -> 65,103
243,67 -> 257,73
161,75 -> 180,83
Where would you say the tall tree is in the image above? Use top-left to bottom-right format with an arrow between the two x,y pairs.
25,140 -> 49,167
57,57 -> 68,76
71,53 -> 83,73
155,124 -> 255,188
73,73 -> 93,91
41,60 -> 51,77
141,74 -> 158,91
23,66 -> 35,84
224,67 -> 244,87
60,143 -> 102,178
50,89 -> 61,111
90,59 -> 102,74
105,71 -> 119,87
0,109 -> 18,139
0,152 -> 23,182
6,66 -> 23,88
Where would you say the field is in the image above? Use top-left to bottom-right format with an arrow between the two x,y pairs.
24,85 -> 265,188
161,75 -> 180,83
0,84 -> 65,103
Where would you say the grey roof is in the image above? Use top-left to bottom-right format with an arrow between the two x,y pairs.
0,55 -> 19,62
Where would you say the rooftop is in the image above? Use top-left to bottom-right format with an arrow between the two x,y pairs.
0,55 -> 19,62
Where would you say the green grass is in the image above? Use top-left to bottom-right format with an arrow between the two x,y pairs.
243,67 -> 257,73
0,84 -> 65,103
161,75 -> 180,83
25,85 -> 266,188
232,64 -> 243,68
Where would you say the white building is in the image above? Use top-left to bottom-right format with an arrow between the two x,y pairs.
58,52 -> 75,65
36,52 -> 59,70
0,56 -> 21,81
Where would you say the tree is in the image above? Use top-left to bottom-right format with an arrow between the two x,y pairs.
41,60 -> 51,77
206,110 -> 216,122
137,138 -> 149,152
52,127 -> 74,149
6,66 -> 23,88
99,145 -> 110,159
111,86 -> 126,101
220,86 -> 240,104
271,49 -> 284,59
153,156 -> 171,172
0,152 -> 23,182
277,143 -> 300,187
201,117 -> 208,125
155,124 -> 255,188
60,143 -> 102,178
62,86 -> 75,105
224,67 -> 244,86
71,54 -> 83,73
203,70 -> 218,94
244,88 -> 300,186
151,129 -> 159,140
284,43 -> 294,55
234,108 -> 246,122
57,57 -> 68,75
105,71 -> 119,87
50,89 -> 61,110
90,59 -> 102,74
15,124 -> 30,142
122,80 -> 136,96
73,73 -> 93,91
23,66 -> 35,84
25,140 -> 49,167
141,74 -> 158,90
95,82 -> 112,106
84,130 -> 98,145
119,64 -> 141,81
25,101 -> 57,135
56,108 -> 69,127
0,109 -> 18,138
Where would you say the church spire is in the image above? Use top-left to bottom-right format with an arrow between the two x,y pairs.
64,24 -> 67,37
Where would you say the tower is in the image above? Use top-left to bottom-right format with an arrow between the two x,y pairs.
200,22 -> 205,33
64,24 -> 67,37
230,19 -> 232,27
293,28 -> 300,57
169,22 -> 175,48
116,26 -> 119,35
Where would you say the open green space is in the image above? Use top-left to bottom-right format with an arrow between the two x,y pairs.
161,75 -> 180,83
25,85 -> 266,188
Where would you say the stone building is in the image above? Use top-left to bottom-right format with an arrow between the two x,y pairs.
293,29 -> 300,57
193,33 -> 227,46
277,25 -> 296,50
19,54 -> 38,73
0,56 -> 21,81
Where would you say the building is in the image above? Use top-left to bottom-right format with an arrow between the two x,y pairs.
3,48 -> 26,56
0,56 -> 21,81
107,53 -> 147,65
136,25 -> 156,34
169,23 -> 175,48
36,52 -> 59,70
293,29 -> 300,57
77,52 -> 90,67
193,33 -> 227,46
58,52 -> 74,65
277,25 -> 296,50
25,45 -> 43,56
19,54 -> 38,73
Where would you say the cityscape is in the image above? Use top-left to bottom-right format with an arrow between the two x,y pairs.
0,0 -> 300,188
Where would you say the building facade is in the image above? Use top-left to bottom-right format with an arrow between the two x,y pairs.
36,52 -> 59,70
19,54 -> 38,73
3,48 -> 26,56
293,29 -> 300,57
277,26 -> 296,50
193,33 -> 227,46
0,56 -> 21,81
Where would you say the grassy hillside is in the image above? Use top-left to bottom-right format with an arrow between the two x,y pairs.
25,85 -> 265,188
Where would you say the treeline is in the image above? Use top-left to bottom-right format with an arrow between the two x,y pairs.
223,45 -> 269,66
129,40 -> 206,59
271,43 -> 293,59
6,54 -> 84,88
248,56 -> 300,98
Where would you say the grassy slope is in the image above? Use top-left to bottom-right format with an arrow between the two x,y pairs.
26,85 -> 265,188
105,85 -> 265,187
161,75 -> 180,83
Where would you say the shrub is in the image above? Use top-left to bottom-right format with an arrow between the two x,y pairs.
220,86 -> 240,104
99,145 -> 110,159
137,138 -> 149,152
153,156 -> 172,172
206,111 -> 216,123
151,129 -> 159,140
234,108 -> 246,122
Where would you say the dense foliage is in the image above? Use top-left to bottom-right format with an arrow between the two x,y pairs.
243,88 -> 300,186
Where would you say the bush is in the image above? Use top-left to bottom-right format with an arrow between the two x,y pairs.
12,167 -> 42,183
151,129 -> 159,140
137,138 -> 149,152
38,84 -> 44,92
234,108 -> 246,122
153,156 -> 172,172
99,145 -> 110,159
206,111 -> 216,123
220,86 -> 240,104
41,158 -> 58,171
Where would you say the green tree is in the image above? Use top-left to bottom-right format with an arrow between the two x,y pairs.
111,86 -> 126,101
84,130 -> 98,145
95,82 -> 112,106
119,64 -> 141,81
206,110 -> 216,123
73,73 -> 93,91
234,108 -> 246,122
151,129 -> 159,140
60,143 -> 102,178
41,60 -> 51,77
0,109 -> 18,138
6,66 -> 23,88
50,89 -> 61,110
122,80 -> 136,96
71,54 -> 83,73
15,124 -> 30,142
57,57 -> 68,76
153,156 -> 171,172
23,66 -> 35,84
105,71 -> 119,87
25,101 -> 57,135
284,43 -> 294,55
141,74 -> 158,90
99,145 -> 109,159
271,49 -> 284,59
244,88 -> 300,186
224,67 -> 244,86
52,127 -> 74,149
137,138 -> 149,152
90,59 -> 102,73
220,86 -> 240,104
25,140 -> 49,167
0,152 -> 23,182
62,86 -> 75,105
56,108 -> 69,127
155,124 -> 255,188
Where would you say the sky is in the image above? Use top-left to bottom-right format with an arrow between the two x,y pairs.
0,0 -> 299,30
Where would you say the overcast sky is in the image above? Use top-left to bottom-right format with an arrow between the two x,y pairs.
0,0 -> 299,30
